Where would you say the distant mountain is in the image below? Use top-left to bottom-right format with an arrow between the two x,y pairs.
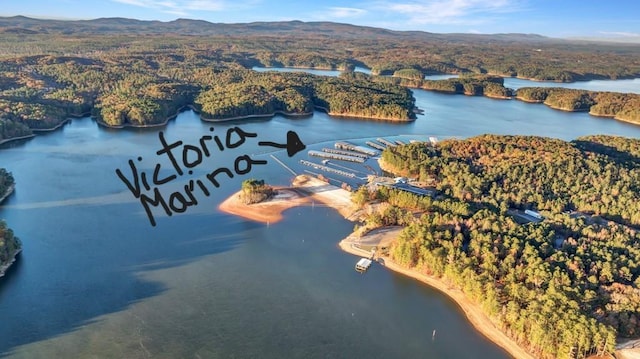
0,15 -> 557,43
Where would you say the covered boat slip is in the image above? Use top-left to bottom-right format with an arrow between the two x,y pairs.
355,258 -> 372,272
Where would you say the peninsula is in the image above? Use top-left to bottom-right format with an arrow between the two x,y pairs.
219,134 -> 640,359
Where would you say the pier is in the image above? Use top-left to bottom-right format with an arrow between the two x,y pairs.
366,141 -> 387,151
376,138 -> 397,148
270,154 -> 297,176
334,141 -> 378,157
321,147 -> 369,159
299,160 -> 357,178
308,150 -> 366,163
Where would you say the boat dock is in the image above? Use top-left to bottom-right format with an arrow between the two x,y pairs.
334,141 -> 378,157
321,147 -> 369,159
355,258 -> 372,273
299,160 -> 357,178
366,141 -> 387,151
376,138 -> 397,148
308,150 -> 365,163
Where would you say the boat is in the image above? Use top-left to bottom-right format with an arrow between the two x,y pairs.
355,258 -> 372,272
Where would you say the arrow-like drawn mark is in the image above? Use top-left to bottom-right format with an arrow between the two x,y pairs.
258,130 -> 306,157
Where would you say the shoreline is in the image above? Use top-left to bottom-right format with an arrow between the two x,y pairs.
0,183 -> 15,204
0,134 -> 36,146
0,184 -> 20,278
338,236 -> 536,359
253,65 -> 353,72
0,248 -> 21,278
199,109 -> 313,122
313,105 -> 416,122
217,174 -> 535,359
218,175 -> 358,224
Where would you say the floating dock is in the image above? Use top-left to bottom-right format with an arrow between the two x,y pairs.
355,258 -> 372,272
395,140 -> 406,145
376,138 -> 397,148
335,141 -> 378,157
308,150 -> 365,163
299,160 -> 356,178
366,141 -> 387,151
322,147 -> 369,159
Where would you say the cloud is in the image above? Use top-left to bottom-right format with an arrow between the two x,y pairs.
374,0 -> 525,25
599,31 -> 640,38
327,7 -> 367,18
111,0 -> 252,15
311,6 -> 367,21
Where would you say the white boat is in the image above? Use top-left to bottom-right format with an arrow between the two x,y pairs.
355,258 -> 372,272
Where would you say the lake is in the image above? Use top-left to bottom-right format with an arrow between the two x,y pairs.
2,73 -> 640,358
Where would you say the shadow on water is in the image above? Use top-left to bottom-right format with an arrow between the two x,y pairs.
0,206 -> 255,356
0,255 -> 23,294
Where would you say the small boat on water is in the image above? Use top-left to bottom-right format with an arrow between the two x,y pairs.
355,258 -> 372,273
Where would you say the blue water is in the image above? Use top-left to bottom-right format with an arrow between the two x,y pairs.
252,66 -> 371,76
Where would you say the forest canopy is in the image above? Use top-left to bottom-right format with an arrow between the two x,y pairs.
0,17 -> 639,141
367,135 -> 640,359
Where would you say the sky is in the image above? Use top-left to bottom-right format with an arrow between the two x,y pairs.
1,0 -> 639,40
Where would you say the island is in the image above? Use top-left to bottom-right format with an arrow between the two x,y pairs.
0,168 -> 21,278
220,135 -> 640,359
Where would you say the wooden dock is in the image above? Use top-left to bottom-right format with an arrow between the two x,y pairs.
334,141 -> 378,156
308,150 -> 366,163
366,141 -> 387,151
299,160 -> 357,178
376,138 -> 397,148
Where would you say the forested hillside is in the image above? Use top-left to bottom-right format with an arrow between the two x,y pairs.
357,135 -> 640,358
0,51 -> 415,132
516,87 -> 640,123
0,17 -> 639,140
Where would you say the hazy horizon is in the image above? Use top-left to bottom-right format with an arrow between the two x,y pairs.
1,0 -> 639,42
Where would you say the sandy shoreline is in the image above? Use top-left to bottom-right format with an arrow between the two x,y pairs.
218,175 -> 358,224
218,174 -> 536,359
338,238 -> 536,359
